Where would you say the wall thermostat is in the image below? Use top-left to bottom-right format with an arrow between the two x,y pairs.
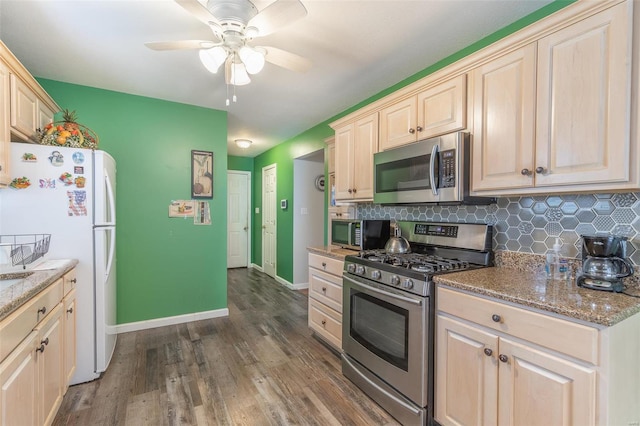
280,199 -> 288,209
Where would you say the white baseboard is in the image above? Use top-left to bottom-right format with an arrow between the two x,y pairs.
115,308 -> 229,334
246,264 -> 308,290
250,263 -> 263,272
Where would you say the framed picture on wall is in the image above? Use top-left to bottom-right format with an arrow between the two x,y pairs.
191,150 -> 213,199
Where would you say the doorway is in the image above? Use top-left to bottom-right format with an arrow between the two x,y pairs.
227,171 -> 251,268
262,164 -> 277,278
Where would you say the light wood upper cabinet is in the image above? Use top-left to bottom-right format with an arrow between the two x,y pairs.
380,75 -> 466,151
334,113 -> 378,201
0,61 -> 9,186
471,1 -> 633,195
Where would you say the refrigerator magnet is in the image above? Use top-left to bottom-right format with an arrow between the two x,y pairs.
59,172 -> 73,186
74,166 -> 84,174
39,178 -> 55,189
49,151 -> 64,166
74,176 -> 86,188
22,153 -> 37,162
72,152 -> 85,164
9,177 -> 30,189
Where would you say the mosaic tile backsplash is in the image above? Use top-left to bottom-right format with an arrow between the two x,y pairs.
358,192 -> 640,265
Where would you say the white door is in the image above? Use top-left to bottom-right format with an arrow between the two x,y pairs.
262,164 -> 277,278
227,171 -> 250,268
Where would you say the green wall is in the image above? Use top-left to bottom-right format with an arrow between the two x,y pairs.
250,0 -> 575,282
37,79 -> 228,324
228,155 -> 253,172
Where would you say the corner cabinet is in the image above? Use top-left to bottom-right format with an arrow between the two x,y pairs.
333,113 -> 378,202
471,1 -> 635,195
435,286 -> 640,426
379,74 -> 466,151
0,268 -> 77,426
308,252 -> 345,350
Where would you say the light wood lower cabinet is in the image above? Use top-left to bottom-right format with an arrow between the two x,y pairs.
0,268 -> 77,426
308,252 -> 344,350
435,286 -> 640,426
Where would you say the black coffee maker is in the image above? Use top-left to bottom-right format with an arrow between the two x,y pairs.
577,235 -> 634,292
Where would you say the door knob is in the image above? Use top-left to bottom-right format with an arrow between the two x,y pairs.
243,226 -> 248,231
262,225 -> 266,229
71,278 -> 77,283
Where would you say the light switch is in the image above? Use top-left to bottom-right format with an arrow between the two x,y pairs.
301,208 -> 308,215
255,207 -> 260,214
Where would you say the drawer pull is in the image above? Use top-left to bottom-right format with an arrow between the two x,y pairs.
499,354 -> 508,363
321,287 -> 327,292
321,319 -> 326,326
36,344 -> 46,354
41,338 -> 49,346
37,306 -> 47,315
71,278 -> 77,284
483,348 -> 493,357
491,314 -> 501,323
67,307 -> 74,314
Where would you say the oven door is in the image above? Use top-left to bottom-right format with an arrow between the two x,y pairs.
342,273 -> 429,407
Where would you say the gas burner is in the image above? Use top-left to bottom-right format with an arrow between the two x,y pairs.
410,264 -> 435,273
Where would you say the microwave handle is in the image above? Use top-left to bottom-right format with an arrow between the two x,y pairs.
348,222 -> 355,247
430,144 -> 439,196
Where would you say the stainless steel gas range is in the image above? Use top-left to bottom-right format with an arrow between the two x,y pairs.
342,221 -> 493,425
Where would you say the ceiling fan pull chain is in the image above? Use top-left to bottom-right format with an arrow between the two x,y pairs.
226,81 -> 230,106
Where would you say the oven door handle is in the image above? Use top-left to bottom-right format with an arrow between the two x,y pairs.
342,354 -> 422,416
344,275 -> 423,306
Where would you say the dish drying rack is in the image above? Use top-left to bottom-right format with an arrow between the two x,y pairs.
0,234 -> 51,269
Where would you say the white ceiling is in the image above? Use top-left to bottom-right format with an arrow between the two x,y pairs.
0,0 -> 553,157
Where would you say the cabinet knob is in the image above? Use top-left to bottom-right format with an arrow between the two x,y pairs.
36,344 -> 46,354
520,168 -> 532,176
321,286 -> 327,292
71,278 -> 77,284
348,188 -> 353,194
352,188 -> 357,194
37,306 -> 47,315
41,337 -> 49,346
321,319 -> 326,326
535,166 -> 546,174
483,348 -> 493,357
416,126 -> 423,132
67,307 -> 74,314
491,314 -> 501,323
322,262 -> 327,268
0,165 -> 2,171
499,354 -> 509,363
408,128 -> 415,134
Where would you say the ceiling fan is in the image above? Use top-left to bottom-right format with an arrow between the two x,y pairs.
145,0 -> 311,103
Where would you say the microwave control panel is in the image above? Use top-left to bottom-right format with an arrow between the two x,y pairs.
440,149 -> 456,188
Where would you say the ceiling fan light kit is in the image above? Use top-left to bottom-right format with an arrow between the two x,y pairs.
147,0 -> 311,105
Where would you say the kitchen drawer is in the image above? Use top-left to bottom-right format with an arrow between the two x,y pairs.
0,278 -> 62,362
309,253 -> 344,277
63,269 -> 76,295
437,287 -> 599,364
309,298 -> 342,350
309,268 -> 343,313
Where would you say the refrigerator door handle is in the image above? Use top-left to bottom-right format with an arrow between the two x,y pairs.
104,170 -> 116,226
104,226 -> 116,282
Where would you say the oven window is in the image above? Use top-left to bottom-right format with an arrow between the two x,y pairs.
350,292 -> 409,371
375,155 -> 430,193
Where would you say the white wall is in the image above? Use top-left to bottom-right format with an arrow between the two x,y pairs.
293,150 -> 324,285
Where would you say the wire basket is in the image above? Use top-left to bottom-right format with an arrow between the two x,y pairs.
0,234 -> 51,269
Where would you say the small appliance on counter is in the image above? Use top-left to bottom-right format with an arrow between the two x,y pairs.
330,219 -> 390,250
577,235 -> 634,292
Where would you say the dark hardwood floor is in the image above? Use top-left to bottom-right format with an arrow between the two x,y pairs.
54,268 -> 400,425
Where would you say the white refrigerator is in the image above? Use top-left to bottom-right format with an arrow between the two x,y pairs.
0,141 -> 117,385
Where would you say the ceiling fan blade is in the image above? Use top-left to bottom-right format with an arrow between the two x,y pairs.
260,46 -> 311,73
249,0 -> 307,37
175,0 -> 219,26
145,40 -> 218,51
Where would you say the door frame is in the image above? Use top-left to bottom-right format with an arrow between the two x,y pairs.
227,170 -> 251,268
261,164 -> 277,278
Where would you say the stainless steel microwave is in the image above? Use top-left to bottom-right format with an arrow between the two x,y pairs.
373,132 -> 494,205
331,219 -> 390,250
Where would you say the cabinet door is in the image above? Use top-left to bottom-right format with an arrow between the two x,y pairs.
471,45 -> 537,192
9,74 -> 38,139
417,74 -> 466,139
334,124 -> 354,200
498,338 -> 596,426
0,330 -> 38,426
535,2 -> 631,187
352,113 -> 378,200
379,97 -> 417,150
435,315 -> 498,426
0,61 -> 9,186
37,304 -> 64,426
38,101 -> 54,132
63,289 -> 76,391
326,138 -> 336,174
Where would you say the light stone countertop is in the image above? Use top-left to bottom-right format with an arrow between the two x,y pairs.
434,267 -> 640,327
0,259 -> 78,322
307,246 -> 359,261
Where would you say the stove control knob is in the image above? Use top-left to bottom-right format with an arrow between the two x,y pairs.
346,263 -> 356,274
355,265 -> 365,275
390,275 -> 400,286
403,279 -> 414,289
371,270 -> 382,280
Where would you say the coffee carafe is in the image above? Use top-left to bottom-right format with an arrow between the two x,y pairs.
577,235 -> 634,292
